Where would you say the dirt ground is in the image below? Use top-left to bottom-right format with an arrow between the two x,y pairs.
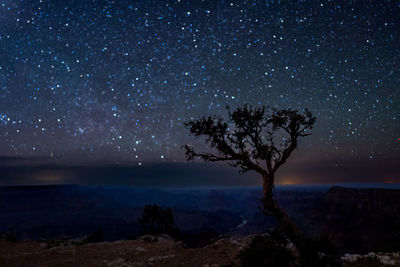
1,235 -> 398,267
0,235 -> 247,267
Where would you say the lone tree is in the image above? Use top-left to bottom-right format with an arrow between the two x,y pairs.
139,204 -> 179,237
184,105 -> 315,255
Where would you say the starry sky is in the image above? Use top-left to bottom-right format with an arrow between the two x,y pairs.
0,0 -> 399,186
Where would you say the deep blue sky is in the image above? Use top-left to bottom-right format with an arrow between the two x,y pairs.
0,0 -> 399,185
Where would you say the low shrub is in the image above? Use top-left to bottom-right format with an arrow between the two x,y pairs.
238,232 -> 295,267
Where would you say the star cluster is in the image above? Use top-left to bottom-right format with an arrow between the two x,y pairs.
0,0 -> 399,165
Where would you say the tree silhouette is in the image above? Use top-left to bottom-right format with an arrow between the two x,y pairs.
139,204 -> 179,237
184,104 -> 315,255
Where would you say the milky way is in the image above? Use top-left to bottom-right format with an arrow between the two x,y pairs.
0,0 -> 399,167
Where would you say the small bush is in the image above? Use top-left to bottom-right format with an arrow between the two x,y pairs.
139,204 -> 179,237
300,235 -> 341,267
238,233 -> 295,267
239,229 -> 341,267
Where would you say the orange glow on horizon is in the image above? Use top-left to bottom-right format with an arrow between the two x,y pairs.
277,176 -> 300,185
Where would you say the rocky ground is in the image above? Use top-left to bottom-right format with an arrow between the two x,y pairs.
0,234 -> 251,267
1,234 -> 399,266
340,252 -> 400,267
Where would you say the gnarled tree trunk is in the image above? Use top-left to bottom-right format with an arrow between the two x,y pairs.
262,175 -> 303,251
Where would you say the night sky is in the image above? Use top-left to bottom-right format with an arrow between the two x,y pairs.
0,0 -> 399,186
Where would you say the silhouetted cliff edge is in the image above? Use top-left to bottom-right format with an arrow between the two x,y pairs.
309,186 -> 400,253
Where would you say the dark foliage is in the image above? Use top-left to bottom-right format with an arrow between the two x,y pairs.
300,235 -> 342,267
239,230 -> 341,267
239,231 -> 295,267
184,105 -> 315,177
139,204 -> 179,237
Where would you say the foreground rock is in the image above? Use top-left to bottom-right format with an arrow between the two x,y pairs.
341,252 -> 400,266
